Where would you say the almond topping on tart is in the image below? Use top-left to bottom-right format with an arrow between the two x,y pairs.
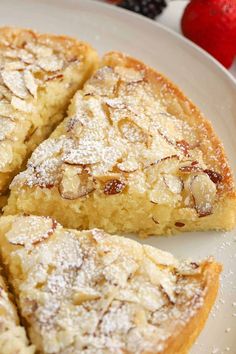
6,215 -> 57,246
1,70 -> 29,99
190,174 -> 217,216
59,165 -> 95,199
119,118 -> 148,144
104,179 -> 126,195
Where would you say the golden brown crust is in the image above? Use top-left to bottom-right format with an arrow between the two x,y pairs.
102,51 -> 236,199
160,261 -> 221,354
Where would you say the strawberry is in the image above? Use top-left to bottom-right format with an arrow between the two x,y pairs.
181,0 -> 236,68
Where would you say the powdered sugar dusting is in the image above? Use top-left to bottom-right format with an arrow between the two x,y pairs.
10,64 -> 226,216
2,215 -> 216,353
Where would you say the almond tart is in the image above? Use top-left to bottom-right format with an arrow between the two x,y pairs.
0,269 -> 35,353
4,52 -> 236,236
0,27 -> 98,206
0,214 -> 221,354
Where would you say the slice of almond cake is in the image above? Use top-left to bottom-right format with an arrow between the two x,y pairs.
0,215 -> 221,354
0,269 -> 35,353
4,52 -> 236,236
0,27 -> 98,206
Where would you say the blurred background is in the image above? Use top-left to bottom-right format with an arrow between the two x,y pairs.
99,0 -> 236,78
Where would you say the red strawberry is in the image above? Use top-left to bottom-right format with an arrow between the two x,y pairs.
181,0 -> 236,68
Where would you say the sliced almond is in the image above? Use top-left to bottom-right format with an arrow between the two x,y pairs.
119,118 -> 147,144
177,261 -> 201,275
190,174 -> 216,216
135,281 -> 166,312
1,70 -> 28,98
115,288 -> 140,304
25,42 -> 53,57
104,179 -> 126,195
4,61 -> 26,71
143,258 -> 176,303
17,49 -> 35,64
73,289 -> 101,305
204,169 -> 222,184
114,66 -> 144,83
143,245 -> 178,267
11,96 -> 33,113
37,55 -> 64,72
84,66 -> 118,96
149,177 -> 181,206
6,215 -> 57,246
179,162 -> 202,174
176,140 -> 190,156
117,158 -> 139,173
104,98 -> 125,109
163,174 -> 183,194
59,165 -> 95,200
146,155 -> 179,185
24,70 -> 37,97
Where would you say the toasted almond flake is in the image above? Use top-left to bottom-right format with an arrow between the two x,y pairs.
17,49 -> 35,64
37,55 -> 64,72
25,42 -> 53,57
117,159 -> 139,173
6,215 -> 57,247
144,245 -> 178,267
119,119 -> 147,144
73,289 -> 101,305
59,165 -> 95,200
11,96 -> 33,113
163,174 -> 183,194
149,177 -> 180,205
1,70 -> 28,98
190,174 -> 216,216
115,66 -> 144,82
24,70 -> 37,97
4,61 -> 26,71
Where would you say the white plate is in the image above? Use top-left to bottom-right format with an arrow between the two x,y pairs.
0,0 -> 235,352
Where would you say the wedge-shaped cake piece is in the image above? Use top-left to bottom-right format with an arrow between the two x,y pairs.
0,27 -> 98,205
5,52 -> 236,235
0,215 -> 221,354
0,269 -> 35,353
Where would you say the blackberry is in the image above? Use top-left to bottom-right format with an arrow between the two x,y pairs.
118,0 -> 167,19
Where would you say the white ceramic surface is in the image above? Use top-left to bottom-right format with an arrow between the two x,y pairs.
0,1 -> 235,352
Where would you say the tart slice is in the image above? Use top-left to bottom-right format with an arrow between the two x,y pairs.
0,215 -> 221,354
0,27 -> 98,204
5,52 -> 236,236
0,269 -> 35,353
